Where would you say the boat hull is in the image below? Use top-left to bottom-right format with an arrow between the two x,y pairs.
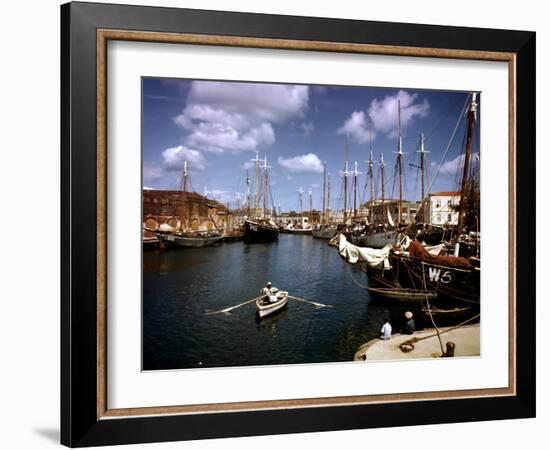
312,227 -> 336,239
371,253 -> 480,304
351,230 -> 398,248
284,228 -> 312,235
160,234 -> 223,247
256,294 -> 288,318
367,287 -> 437,302
244,220 -> 280,243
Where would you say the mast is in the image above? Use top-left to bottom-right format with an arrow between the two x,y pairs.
182,161 -> 188,192
262,156 -> 268,219
343,161 -> 349,224
456,93 -> 478,238
367,115 -> 374,224
353,161 -> 360,219
396,99 -> 404,225
380,153 -> 386,225
246,169 -> 251,217
327,173 -> 331,223
299,186 -> 304,216
343,136 -> 349,224
418,133 -> 427,222
367,151 -> 374,223
250,151 -> 260,219
322,161 -> 327,224
309,188 -> 313,224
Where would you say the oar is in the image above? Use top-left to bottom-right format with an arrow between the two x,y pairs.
205,296 -> 263,315
287,295 -> 334,309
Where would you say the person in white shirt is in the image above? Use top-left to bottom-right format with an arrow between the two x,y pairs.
380,318 -> 392,340
261,282 -> 278,303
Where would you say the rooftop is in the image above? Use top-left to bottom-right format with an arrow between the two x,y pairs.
429,191 -> 461,197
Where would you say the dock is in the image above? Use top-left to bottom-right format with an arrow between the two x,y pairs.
354,323 -> 480,361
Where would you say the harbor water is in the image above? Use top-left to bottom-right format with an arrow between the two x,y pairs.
143,234 -> 430,370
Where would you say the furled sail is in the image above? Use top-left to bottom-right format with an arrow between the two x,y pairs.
387,208 -> 395,227
331,234 -> 391,270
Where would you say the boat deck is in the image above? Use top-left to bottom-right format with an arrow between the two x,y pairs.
354,323 -> 480,360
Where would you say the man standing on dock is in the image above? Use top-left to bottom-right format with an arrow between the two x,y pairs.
380,318 -> 392,340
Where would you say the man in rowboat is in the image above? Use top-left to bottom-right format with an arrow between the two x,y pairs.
261,282 -> 279,303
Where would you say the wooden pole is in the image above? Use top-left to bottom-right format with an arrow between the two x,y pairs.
343,161 -> 348,224
397,99 -> 403,225
456,93 -> 478,237
254,151 -> 259,219
263,156 -> 267,219
322,161 -> 326,224
369,151 -> 374,223
380,153 -> 386,225
327,174 -> 331,223
353,161 -> 358,219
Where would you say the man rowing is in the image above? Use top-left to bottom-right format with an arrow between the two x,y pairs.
261,281 -> 279,303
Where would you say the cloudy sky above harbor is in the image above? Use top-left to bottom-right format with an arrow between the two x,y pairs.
142,78 -> 480,211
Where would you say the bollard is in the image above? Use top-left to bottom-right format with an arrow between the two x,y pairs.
445,341 -> 455,357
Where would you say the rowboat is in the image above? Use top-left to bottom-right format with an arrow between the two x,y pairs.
367,287 -> 437,302
256,291 -> 289,318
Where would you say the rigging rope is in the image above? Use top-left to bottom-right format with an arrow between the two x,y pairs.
425,95 -> 470,197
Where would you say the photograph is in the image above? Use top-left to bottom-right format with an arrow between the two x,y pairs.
141,78 -> 481,370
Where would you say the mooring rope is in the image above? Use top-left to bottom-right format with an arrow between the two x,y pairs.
422,267 -> 445,355
345,264 -> 370,289
401,313 -> 480,348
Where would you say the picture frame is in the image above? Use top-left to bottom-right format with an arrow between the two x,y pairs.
61,1 -> 536,447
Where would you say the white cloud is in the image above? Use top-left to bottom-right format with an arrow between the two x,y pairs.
368,90 -> 429,137
278,153 -> 324,173
436,152 -> 479,175
161,145 -> 207,171
143,165 -> 163,183
185,122 -> 274,154
173,81 -> 309,154
301,121 -> 315,137
337,111 -> 373,143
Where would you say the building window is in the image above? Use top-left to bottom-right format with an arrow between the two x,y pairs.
448,213 -> 452,222
435,201 -> 441,209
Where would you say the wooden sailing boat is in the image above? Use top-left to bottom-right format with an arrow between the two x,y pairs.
243,153 -> 280,243
380,93 -> 481,303
312,161 -> 337,239
351,106 -> 401,248
157,161 -> 223,248
284,186 -> 313,234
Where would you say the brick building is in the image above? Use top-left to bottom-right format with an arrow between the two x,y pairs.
143,189 -> 231,231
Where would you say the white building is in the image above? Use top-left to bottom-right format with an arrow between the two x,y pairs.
428,191 -> 460,225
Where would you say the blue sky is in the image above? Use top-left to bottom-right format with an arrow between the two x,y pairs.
142,78 -> 480,212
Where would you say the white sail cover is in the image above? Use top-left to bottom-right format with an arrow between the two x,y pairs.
331,234 -> 391,270
424,243 -> 444,255
158,223 -> 176,233
387,208 -> 395,227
